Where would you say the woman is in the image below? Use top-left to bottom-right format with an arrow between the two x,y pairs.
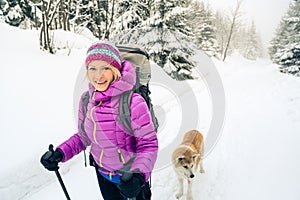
41,40 -> 158,200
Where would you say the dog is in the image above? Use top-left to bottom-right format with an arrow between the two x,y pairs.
172,130 -> 205,200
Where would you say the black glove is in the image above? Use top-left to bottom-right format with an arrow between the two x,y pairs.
40,144 -> 63,171
117,172 -> 145,198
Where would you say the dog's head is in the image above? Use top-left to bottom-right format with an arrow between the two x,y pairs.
174,154 -> 200,179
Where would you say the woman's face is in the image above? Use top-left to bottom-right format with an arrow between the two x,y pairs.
87,60 -> 114,91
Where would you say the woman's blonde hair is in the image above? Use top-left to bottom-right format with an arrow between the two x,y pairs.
108,65 -> 121,81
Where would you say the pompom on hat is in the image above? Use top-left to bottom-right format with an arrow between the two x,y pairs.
85,40 -> 121,71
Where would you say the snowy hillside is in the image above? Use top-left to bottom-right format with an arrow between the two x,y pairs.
1,22 -> 300,200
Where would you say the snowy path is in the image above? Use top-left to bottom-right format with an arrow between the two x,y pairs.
22,58 -> 300,200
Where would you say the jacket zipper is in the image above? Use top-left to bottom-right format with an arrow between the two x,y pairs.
90,89 -> 124,179
90,91 -> 102,144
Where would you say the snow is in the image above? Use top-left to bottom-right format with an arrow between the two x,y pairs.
1,22 -> 300,200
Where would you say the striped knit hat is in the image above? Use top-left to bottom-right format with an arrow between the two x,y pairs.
85,40 -> 121,71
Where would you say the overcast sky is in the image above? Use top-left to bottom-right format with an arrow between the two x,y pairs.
207,0 -> 290,47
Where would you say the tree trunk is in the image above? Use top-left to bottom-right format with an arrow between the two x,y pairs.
105,0 -> 108,38
34,5 -> 38,30
222,0 -> 242,61
106,0 -> 115,39
41,1 -> 48,51
67,0 -> 71,31
222,18 -> 235,61
39,0 -> 57,54
40,18 -> 45,49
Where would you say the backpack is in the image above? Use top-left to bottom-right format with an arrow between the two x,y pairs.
116,45 -> 159,133
80,44 -> 159,167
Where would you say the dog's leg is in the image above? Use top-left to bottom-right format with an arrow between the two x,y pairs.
200,160 -> 205,173
175,178 -> 183,199
187,179 -> 193,200
200,144 -> 205,173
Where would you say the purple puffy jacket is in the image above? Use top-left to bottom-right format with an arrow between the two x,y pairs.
57,60 -> 158,181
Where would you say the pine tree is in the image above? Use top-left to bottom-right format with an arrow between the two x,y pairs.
4,0 -> 25,26
71,0 -> 115,39
72,0 -> 91,28
19,0 -> 32,20
213,10 -> 230,59
0,0 -> 10,17
269,0 -> 300,76
148,0 -> 195,80
0,0 -> 34,27
187,1 -> 219,57
112,0 -> 151,37
241,21 -> 263,60
113,0 -> 196,80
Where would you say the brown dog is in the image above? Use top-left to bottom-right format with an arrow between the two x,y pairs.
172,130 -> 205,200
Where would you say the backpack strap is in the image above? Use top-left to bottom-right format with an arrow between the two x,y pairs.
119,87 -> 159,133
81,91 -> 90,133
135,85 -> 159,132
80,91 -> 90,167
118,90 -> 134,135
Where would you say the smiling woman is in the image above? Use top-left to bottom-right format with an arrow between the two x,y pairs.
40,40 -> 158,200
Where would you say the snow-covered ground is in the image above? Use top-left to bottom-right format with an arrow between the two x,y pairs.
1,22 -> 300,200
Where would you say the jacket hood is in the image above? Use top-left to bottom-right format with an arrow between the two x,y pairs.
88,60 -> 136,102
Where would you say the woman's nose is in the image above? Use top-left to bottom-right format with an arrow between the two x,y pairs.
95,69 -> 104,78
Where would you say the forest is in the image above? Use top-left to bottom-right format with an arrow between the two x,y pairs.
0,0 -> 299,77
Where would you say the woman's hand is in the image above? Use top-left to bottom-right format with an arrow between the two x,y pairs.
117,172 -> 145,198
40,144 -> 63,171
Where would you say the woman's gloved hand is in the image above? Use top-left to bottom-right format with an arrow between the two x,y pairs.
40,144 -> 63,171
117,172 -> 145,198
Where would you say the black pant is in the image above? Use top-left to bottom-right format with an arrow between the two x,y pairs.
95,169 -> 152,200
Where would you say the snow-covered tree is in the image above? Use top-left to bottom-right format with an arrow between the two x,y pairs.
112,0 -> 151,37
0,0 -> 34,27
269,0 -> 300,76
213,9 -> 230,59
153,0 -> 192,33
187,1 -> 219,57
39,0 -> 60,53
4,0 -> 24,26
56,0 -> 71,31
71,0 -> 91,28
113,0 -> 197,80
221,0 -> 243,61
85,0 -> 110,39
66,0 -> 115,39
239,21 -> 263,60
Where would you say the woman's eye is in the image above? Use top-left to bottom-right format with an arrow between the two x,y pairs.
88,67 -> 96,71
102,67 -> 109,71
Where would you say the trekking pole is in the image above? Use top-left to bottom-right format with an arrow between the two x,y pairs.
48,145 -> 71,200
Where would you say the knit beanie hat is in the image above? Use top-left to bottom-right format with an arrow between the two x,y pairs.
85,40 -> 121,71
